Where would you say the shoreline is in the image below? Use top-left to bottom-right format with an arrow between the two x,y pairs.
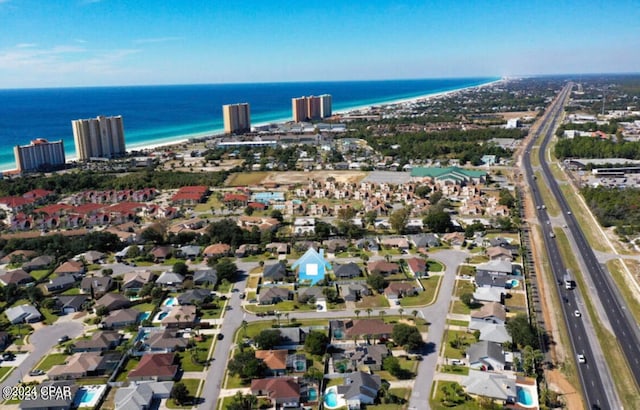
1,77 -> 503,173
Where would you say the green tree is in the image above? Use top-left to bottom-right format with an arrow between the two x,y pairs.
392,323 -> 423,351
170,382 -> 190,405
366,273 -> 388,293
228,350 -> 266,380
226,391 -> 258,410
498,189 -> 516,208
304,331 -> 329,355
423,210 -> 454,233
254,329 -> 282,350
173,261 -> 189,276
389,206 -> 411,234
215,258 -> 238,282
506,314 -> 539,348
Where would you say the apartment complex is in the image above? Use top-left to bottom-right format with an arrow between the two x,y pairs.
223,103 -> 251,134
14,138 -> 66,173
72,115 -> 126,161
291,94 -> 332,122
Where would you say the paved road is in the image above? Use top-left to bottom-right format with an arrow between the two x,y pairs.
0,319 -> 83,390
523,83 -> 622,409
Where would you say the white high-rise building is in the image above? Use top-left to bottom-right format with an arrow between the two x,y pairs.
14,138 -> 66,173
72,115 -> 126,161
320,94 -> 332,118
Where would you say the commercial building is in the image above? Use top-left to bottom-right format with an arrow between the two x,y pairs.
223,103 -> 251,134
291,94 -> 332,122
72,115 -> 126,161
14,138 -> 65,173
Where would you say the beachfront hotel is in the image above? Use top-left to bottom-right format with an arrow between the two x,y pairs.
72,115 -> 126,161
292,94 -> 332,122
14,138 -> 66,173
222,103 -> 251,134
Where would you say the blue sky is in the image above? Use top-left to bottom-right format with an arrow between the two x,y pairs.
0,0 -> 638,88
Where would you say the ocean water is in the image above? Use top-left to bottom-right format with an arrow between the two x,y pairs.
0,77 -> 498,171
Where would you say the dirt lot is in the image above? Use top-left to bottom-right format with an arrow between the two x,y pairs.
499,110 -> 538,120
227,170 -> 368,186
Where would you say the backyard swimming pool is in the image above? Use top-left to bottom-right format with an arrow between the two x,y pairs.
163,297 -> 178,306
307,387 -> 317,401
323,386 -> 345,409
74,385 -> 106,408
516,385 -> 538,408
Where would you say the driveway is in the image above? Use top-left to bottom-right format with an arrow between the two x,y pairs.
0,320 -> 84,389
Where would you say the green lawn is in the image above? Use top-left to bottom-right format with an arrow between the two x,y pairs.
440,364 -> 470,376
36,353 -> 68,371
225,372 -> 247,389
400,276 -> 442,307
457,265 -> 476,276
246,275 -> 261,288
443,330 -> 476,359
132,302 -> 157,312
115,358 -> 140,382
429,381 -> 481,410
177,350 -> 205,372
377,356 -> 419,381
451,300 -> 471,315
245,299 -> 315,313
326,377 -> 344,387
60,287 -> 81,296
201,307 -> 223,319
505,292 -> 527,310
356,294 -> 389,308
0,366 -> 13,382
427,260 -> 444,272
166,378 -> 201,409
454,280 -> 475,297
30,269 -> 50,280
467,255 -> 489,264
40,307 -> 59,325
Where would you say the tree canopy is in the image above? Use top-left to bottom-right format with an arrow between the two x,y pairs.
392,323 -> 423,351
304,331 -> 329,355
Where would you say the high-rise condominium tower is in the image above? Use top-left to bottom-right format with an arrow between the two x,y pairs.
291,94 -> 332,122
223,103 -> 251,134
72,115 -> 126,161
14,138 -> 66,173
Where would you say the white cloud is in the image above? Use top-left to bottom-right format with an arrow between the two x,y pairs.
133,36 -> 183,45
16,43 -> 37,48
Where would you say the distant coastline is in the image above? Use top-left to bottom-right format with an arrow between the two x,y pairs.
0,77 -> 500,173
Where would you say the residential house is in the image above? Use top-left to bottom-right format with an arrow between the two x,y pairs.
379,237 -> 410,250
340,283 -> 371,302
203,243 -> 231,259
193,268 -> 217,286
442,232 -> 466,246
475,271 -> 509,289
406,257 -> 428,277
0,250 -> 37,264
21,255 -> 54,272
298,286 -> 326,303
72,331 -> 122,352
355,238 -> 378,252
155,272 -> 185,289
470,302 -> 506,326
337,371 -> 382,408
0,269 -> 34,286
330,319 -> 393,341
18,380 -> 78,410
95,293 -> 131,312
142,328 -> 189,353
473,287 -> 504,303
277,327 -> 309,348
128,353 -> 179,382
263,263 -> 289,283
48,351 -> 110,379
178,245 -> 201,260
476,260 -> 513,276
472,323 -> 512,345
102,308 -> 140,328
235,244 -> 261,258
259,287 -> 293,305
293,217 -> 315,235
292,247 -> 332,285
333,344 -> 390,372
486,246 -> 513,261
334,262 -> 362,279
251,377 -> 301,408
80,276 -> 112,298
54,295 -> 89,315
462,370 -> 516,403
410,233 -> 440,251
255,350 -> 288,376
161,305 -> 196,328
367,260 -> 400,276
5,304 -> 42,324
123,271 -> 154,293
76,251 -> 105,264
177,289 -> 212,305
384,282 -> 419,303
114,381 -> 174,410
45,274 -> 77,293
0,331 -> 11,350
150,246 -> 173,263
54,260 -> 85,277
324,239 -> 349,254
467,340 -> 506,371
265,242 -> 289,256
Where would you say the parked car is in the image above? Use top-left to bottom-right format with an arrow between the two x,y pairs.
58,335 -> 70,343
217,333 -> 224,340
29,369 -> 45,376
2,352 -> 16,361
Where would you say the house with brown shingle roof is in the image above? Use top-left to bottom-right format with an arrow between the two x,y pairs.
486,246 -> 513,261
406,257 -> 428,277
251,377 -> 301,408
72,331 -> 122,352
367,260 -> 400,276
150,246 -> 173,263
161,305 -> 197,328
48,351 -> 109,380
0,269 -> 34,286
80,276 -> 112,298
54,259 -> 85,277
470,302 -> 507,325
255,350 -> 288,376
331,319 -> 394,341
0,250 -> 37,264
102,308 -> 140,328
95,293 -> 131,312
122,270 -> 154,293
203,243 -> 231,258
128,353 -> 178,382
384,282 -> 420,301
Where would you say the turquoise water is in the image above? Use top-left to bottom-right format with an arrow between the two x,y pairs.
74,389 -> 96,406
510,279 -> 520,288
333,329 -> 344,339
163,297 -> 178,306
158,312 -> 168,320
324,390 -> 338,408
517,386 -> 533,406
295,360 -> 305,371
308,388 -> 317,401
0,77 -> 498,171
139,312 -> 151,321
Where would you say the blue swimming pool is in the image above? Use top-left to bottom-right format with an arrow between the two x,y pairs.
509,279 -> 520,288
139,311 -> 151,321
517,386 -> 533,406
324,390 -> 338,407
163,297 -> 178,306
74,389 -> 96,406
308,387 -> 317,401
158,312 -> 168,320
333,329 -> 344,339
